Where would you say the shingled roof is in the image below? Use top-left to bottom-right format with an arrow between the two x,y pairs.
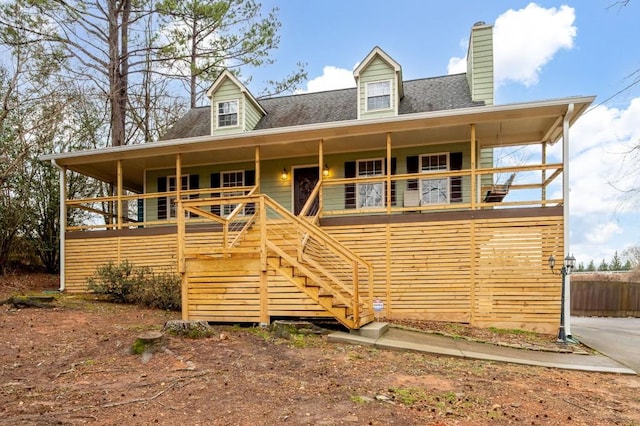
160,73 -> 481,141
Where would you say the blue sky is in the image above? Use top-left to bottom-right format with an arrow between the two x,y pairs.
244,1 -> 640,267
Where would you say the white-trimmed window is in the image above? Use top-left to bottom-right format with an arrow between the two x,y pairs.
222,170 -> 244,215
420,153 -> 449,205
357,158 -> 384,208
217,100 -> 239,127
167,175 -> 189,218
366,80 -> 391,111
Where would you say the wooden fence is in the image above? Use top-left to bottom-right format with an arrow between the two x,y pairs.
571,279 -> 640,317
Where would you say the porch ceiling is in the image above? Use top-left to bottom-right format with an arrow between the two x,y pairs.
42,96 -> 594,192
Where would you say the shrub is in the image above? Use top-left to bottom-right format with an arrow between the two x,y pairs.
87,261 -> 181,311
131,271 -> 181,311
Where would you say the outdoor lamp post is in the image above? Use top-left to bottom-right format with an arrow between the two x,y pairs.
548,254 -> 576,343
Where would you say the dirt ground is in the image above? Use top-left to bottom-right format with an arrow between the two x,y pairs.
1,274 -> 639,425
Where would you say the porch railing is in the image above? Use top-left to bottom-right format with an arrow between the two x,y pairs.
63,161 -> 563,232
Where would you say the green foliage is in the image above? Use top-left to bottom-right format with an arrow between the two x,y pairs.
610,251 -> 623,271
598,259 -> 609,271
587,260 -> 596,271
87,261 -> 181,310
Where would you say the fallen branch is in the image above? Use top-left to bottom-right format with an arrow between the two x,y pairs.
1,295 -> 55,309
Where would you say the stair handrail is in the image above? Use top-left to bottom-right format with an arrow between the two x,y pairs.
262,195 -> 371,270
298,180 -> 321,218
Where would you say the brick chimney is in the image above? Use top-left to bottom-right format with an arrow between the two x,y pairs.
466,21 -> 494,106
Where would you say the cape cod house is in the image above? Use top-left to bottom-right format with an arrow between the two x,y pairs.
42,22 -> 594,332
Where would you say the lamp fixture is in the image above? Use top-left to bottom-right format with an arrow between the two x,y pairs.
548,253 -> 576,343
322,163 -> 330,177
281,167 -> 289,181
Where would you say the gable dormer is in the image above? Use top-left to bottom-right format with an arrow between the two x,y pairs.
354,47 -> 403,120
206,70 -> 266,135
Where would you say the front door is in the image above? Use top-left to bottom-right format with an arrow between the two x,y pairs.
293,166 -> 319,216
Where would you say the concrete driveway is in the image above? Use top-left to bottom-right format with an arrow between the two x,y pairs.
571,317 -> 640,373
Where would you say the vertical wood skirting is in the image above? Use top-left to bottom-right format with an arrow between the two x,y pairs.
385,223 -> 391,318
469,220 -> 477,323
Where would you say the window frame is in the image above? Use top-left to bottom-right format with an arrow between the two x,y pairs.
166,174 -> 190,218
221,169 -> 245,216
365,80 -> 392,112
419,153 -> 450,205
356,158 -> 385,208
216,99 -> 239,128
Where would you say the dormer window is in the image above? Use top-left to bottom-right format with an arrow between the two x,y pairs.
366,80 -> 391,111
217,100 -> 238,127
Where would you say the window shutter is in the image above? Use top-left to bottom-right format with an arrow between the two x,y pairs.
450,152 -> 463,203
244,170 -> 256,215
137,198 -> 144,226
188,174 -> 200,217
157,177 -> 167,220
344,161 -> 356,209
244,170 -> 255,186
210,173 -> 221,216
407,156 -> 419,191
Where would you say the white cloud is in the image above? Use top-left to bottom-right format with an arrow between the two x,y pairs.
298,66 -> 356,93
584,221 -> 623,244
447,3 -> 577,87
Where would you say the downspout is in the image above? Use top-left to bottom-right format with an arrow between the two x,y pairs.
562,103 -> 574,338
50,159 -> 66,292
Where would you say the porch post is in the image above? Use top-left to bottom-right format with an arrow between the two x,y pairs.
318,139 -> 324,213
116,160 -> 123,230
386,133 -> 392,214
259,196 -> 269,326
175,153 -> 182,201
541,142 -> 547,202
54,161 -> 67,292
562,104 -> 574,338
470,124 -> 477,209
255,146 -> 261,191
177,199 -> 188,320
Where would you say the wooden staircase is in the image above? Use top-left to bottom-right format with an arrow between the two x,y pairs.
179,194 -> 375,329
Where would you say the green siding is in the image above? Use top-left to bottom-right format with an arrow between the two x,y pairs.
244,98 -> 263,130
211,79 -> 244,135
467,25 -> 494,106
144,143 -> 482,221
359,57 -> 397,119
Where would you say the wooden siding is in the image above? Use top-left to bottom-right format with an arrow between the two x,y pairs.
64,233 -> 177,293
323,214 -> 563,333
467,24 -> 494,105
64,211 -> 563,332
359,57 -> 397,119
